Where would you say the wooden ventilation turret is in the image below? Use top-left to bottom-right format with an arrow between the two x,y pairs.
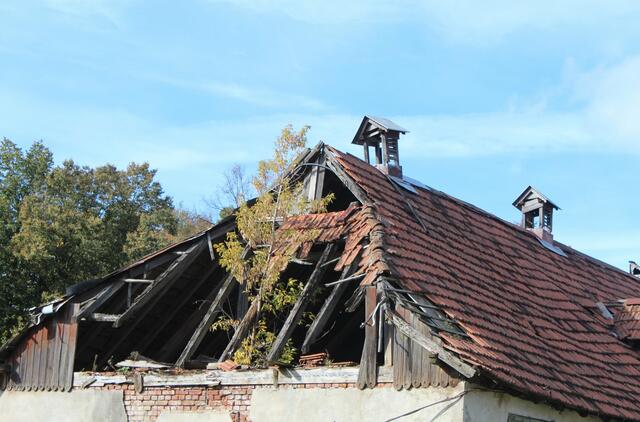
631,261 -> 640,278
352,116 -> 408,177
513,186 -> 560,243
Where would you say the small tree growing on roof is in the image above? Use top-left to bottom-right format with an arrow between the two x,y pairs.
213,124 -> 333,366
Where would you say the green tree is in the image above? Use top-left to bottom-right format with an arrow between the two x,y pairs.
0,139 -> 200,342
214,125 -> 333,365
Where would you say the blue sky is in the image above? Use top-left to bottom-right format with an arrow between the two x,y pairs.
1,0 -> 639,270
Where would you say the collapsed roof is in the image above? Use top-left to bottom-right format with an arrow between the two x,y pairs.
2,121 -> 640,420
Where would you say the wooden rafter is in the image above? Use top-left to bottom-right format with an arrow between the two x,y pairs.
134,262 -> 220,354
301,258 -> 359,353
114,240 -> 206,328
266,243 -> 336,363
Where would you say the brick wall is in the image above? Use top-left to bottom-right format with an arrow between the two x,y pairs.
97,382 -> 359,422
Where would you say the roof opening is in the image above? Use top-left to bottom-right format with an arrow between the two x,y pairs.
631,261 -> 640,278
352,115 -> 408,178
513,186 -> 560,243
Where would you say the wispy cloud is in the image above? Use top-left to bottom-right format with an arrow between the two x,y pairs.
42,0 -> 132,28
149,75 -> 326,110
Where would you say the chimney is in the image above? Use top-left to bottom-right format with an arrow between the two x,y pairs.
352,116 -> 408,178
513,186 -> 560,243
631,261 -> 640,278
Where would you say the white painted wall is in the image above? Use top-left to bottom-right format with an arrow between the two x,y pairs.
0,390 -> 127,422
250,385 -> 466,422
463,386 -> 603,422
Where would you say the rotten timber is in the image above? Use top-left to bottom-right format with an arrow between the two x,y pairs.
266,243 -> 336,363
301,259 -> 359,353
357,285 -> 378,389
175,247 -> 251,367
115,240 -> 206,328
386,307 -> 476,379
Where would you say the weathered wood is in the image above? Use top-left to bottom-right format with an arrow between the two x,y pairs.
175,246 -> 247,367
325,153 -> 371,206
96,241 -> 207,369
115,240 -> 206,328
410,312 -> 422,388
123,279 -> 153,284
324,272 -> 365,287
158,281 -> 226,362
135,262 -> 219,354
76,279 -> 125,321
357,286 -> 378,389
87,313 -> 120,322
301,260 -> 358,353
207,232 -> 215,261
74,366 -> 395,388
218,297 -> 260,362
174,272 -> 237,366
386,308 -> 476,379
266,243 -> 336,363
401,307 -> 412,390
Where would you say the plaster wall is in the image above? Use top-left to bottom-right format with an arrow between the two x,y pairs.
249,384 -> 466,422
0,389 -> 127,422
463,386 -> 604,422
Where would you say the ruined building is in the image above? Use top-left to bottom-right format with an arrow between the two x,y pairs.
2,116 -> 640,422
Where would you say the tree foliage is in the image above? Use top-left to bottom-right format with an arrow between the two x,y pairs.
0,138 -> 202,343
214,125 -> 333,365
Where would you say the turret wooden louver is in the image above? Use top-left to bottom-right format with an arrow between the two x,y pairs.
513,186 -> 560,242
352,116 -> 408,177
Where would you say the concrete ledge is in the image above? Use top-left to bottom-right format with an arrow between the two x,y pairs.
74,366 -> 394,388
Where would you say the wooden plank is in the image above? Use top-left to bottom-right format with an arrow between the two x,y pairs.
115,240 -> 205,328
386,308 -> 476,379
325,153 -> 371,206
266,243 -> 336,363
402,308 -> 412,390
175,247 -> 247,367
356,285 -> 378,390
410,312 -> 422,388
135,262 -> 219,353
87,313 -> 120,322
301,260 -> 358,353
76,279 -> 126,321
64,304 -> 80,391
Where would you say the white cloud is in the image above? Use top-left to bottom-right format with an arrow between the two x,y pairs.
149,75 -> 326,110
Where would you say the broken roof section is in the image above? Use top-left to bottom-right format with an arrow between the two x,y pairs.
3,127 -> 640,421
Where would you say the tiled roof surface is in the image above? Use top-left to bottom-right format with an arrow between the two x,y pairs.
615,299 -> 640,342
328,147 -> 640,420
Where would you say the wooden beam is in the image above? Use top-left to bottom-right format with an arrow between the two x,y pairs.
217,297 -> 260,363
157,279 -> 227,362
76,279 -> 126,321
386,307 -> 476,379
325,153 -> 371,206
114,240 -> 206,328
86,313 -> 120,322
357,285 -> 378,389
175,245 -> 248,367
266,243 -> 336,363
134,263 -> 220,354
301,259 -> 358,353
123,279 -> 153,284
94,240 -> 207,369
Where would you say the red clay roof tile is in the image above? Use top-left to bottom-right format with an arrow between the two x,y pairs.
328,146 -> 640,421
